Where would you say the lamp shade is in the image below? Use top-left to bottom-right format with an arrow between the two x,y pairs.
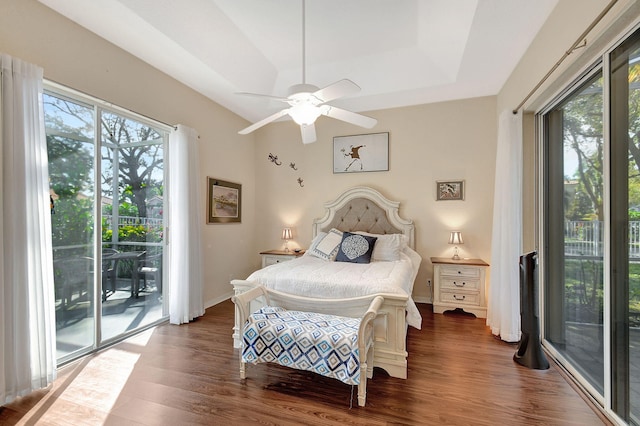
448,231 -> 463,245
282,228 -> 292,240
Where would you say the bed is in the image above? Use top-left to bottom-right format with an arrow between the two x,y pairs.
231,186 -> 421,379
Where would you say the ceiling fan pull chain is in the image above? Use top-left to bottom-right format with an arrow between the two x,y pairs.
301,0 -> 306,84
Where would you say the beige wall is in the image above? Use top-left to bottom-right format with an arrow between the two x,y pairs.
0,0 -> 257,306
251,96 -> 497,302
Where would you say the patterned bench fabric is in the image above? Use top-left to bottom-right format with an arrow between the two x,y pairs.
242,306 -> 364,385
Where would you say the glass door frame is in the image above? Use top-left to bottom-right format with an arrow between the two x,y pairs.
45,81 -> 171,365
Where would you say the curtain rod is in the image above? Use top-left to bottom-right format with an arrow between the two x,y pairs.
512,0 -> 619,114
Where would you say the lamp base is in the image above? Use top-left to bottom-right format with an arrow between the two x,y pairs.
451,246 -> 460,260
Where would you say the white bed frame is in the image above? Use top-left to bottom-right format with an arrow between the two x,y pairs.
231,186 -> 416,379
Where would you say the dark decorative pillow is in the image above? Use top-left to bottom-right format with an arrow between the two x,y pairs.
335,232 -> 377,264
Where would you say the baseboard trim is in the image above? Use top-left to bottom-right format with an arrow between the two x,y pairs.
205,291 -> 234,309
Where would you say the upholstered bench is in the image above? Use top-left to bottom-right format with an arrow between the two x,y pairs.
232,286 -> 383,407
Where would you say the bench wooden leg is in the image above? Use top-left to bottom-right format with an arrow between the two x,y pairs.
239,351 -> 246,379
358,362 -> 367,407
366,345 -> 374,379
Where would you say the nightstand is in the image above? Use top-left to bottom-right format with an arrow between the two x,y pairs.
260,249 -> 305,268
430,257 -> 489,318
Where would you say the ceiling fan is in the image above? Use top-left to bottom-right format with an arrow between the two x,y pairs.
237,0 -> 377,144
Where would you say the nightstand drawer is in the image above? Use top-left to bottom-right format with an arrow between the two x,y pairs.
260,250 -> 305,268
439,265 -> 481,278
440,277 -> 480,291
263,255 -> 296,267
439,290 -> 480,306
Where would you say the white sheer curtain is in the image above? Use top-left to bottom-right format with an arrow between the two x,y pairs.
487,110 -> 522,342
0,53 -> 57,404
168,125 -> 204,324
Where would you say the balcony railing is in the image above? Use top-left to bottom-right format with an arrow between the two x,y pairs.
565,220 -> 640,258
103,215 -> 163,228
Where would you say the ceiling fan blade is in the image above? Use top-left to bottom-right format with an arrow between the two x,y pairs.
313,79 -> 360,103
300,123 -> 317,144
235,92 -> 290,102
323,106 -> 377,129
238,109 -> 289,135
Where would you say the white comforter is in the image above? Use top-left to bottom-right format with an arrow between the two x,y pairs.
246,248 -> 422,329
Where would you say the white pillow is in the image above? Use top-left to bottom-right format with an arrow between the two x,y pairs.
308,228 -> 343,261
355,231 -> 408,261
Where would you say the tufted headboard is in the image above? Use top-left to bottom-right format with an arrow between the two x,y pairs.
312,186 -> 415,249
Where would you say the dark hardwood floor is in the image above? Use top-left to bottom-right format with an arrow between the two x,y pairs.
0,301 -> 609,425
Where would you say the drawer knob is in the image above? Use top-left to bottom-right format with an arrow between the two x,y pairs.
453,294 -> 466,301
453,281 -> 465,287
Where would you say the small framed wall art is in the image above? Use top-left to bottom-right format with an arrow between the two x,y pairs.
436,180 -> 465,201
207,177 -> 241,223
333,132 -> 389,173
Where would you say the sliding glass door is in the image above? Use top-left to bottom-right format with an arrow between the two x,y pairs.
45,87 -> 168,363
99,111 -> 166,341
541,25 -> 640,424
610,27 -> 640,423
543,70 -> 605,395
46,94 -> 96,361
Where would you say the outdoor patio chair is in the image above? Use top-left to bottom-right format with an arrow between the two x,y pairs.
101,248 -> 119,301
135,252 -> 162,298
53,256 -> 94,311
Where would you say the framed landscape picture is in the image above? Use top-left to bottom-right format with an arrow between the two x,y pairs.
207,177 -> 241,223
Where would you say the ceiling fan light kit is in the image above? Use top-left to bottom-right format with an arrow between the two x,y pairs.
237,0 -> 377,144
289,103 -> 323,126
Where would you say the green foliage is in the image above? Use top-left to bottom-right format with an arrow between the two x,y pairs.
51,197 -> 94,251
562,75 -> 605,221
564,258 -> 640,327
48,137 -> 94,198
101,202 -> 139,217
566,190 -> 597,221
119,202 -> 139,217
630,266 -> 640,327
101,222 -> 162,244
120,225 -> 146,241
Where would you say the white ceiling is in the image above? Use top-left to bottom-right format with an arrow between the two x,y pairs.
39,0 -> 559,124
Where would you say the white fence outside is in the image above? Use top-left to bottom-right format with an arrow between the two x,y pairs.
565,220 -> 640,258
103,215 -> 163,229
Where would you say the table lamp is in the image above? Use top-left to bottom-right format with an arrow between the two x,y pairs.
448,231 -> 463,260
282,227 -> 292,252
